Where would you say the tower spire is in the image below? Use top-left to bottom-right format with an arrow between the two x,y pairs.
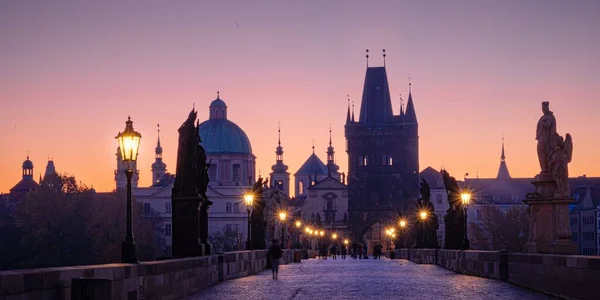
404,79 -> 417,124
278,121 -> 281,146
329,123 -> 332,147
501,135 -> 506,161
399,94 -> 404,116
496,135 -> 511,179
346,95 -> 351,123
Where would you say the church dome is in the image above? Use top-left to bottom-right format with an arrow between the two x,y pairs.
22,157 -> 33,169
199,97 -> 252,154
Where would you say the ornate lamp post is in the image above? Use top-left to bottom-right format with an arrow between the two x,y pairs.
399,218 -> 407,249
279,212 -> 287,248
116,116 -> 141,264
244,193 -> 254,250
461,191 -> 471,250
295,220 -> 302,249
419,210 -> 428,248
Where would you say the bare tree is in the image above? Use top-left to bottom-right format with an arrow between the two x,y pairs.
469,205 -> 529,252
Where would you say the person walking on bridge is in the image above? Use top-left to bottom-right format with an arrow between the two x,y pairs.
268,239 -> 283,279
341,244 -> 347,259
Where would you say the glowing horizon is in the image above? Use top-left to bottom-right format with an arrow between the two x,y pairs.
1,1 -> 599,194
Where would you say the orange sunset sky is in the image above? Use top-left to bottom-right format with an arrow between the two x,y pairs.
1,1 -> 599,195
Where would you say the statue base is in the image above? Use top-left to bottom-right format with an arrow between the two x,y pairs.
171,195 -> 203,258
523,173 -> 576,255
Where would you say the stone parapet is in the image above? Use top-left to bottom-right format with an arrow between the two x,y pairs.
402,249 -> 598,300
0,249 -> 298,300
508,253 -> 600,300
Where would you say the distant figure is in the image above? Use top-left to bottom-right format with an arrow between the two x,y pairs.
268,239 -> 283,279
352,243 -> 357,259
375,243 -> 383,259
358,243 -> 364,259
331,244 -> 338,259
341,244 -> 347,259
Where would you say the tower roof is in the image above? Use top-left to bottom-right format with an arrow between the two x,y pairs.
155,124 -> 163,155
404,83 -> 417,124
294,153 -> 328,176
358,67 -> 393,124
496,137 -> 511,179
22,156 -> 33,169
44,159 -> 56,177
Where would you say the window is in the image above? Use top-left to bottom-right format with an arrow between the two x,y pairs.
233,202 -> 240,213
226,202 -> 232,213
572,232 -> 578,241
143,203 -> 151,214
233,224 -> 239,232
363,155 -> 369,166
358,155 -> 364,166
165,246 -> 172,255
166,202 -> 171,213
571,217 -> 578,226
583,232 -> 594,241
208,164 -> 217,180
225,224 -> 232,231
436,194 -> 442,204
298,181 -> 305,194
165,224 -> 172,236
381,155 -> 393,166
232,164 -> 241,181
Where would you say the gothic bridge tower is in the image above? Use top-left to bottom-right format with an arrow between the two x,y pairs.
345,51 -> 419,243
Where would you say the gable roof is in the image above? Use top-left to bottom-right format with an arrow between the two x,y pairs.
294,153 -> 328,176
308,176 -> 347,190
9,178 -> 39,193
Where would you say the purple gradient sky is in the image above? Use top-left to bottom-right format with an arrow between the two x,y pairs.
1,0 -> 599,193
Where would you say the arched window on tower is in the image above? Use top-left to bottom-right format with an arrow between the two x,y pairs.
298,180 -> 305,194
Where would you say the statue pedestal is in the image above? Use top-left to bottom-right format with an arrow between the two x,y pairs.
523,173 -> 576,255
171,195 -> 202,258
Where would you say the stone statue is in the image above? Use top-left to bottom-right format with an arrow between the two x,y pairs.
441,170 -> 465,250
415,179 -> 438,249
173,109 -> 198,197
250,177 -> 267,249
549,134 -> 573,197
172,108 -> 212,257
536,101 -> 561,173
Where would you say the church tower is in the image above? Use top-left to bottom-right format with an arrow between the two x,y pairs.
345,52 -> 420,237
151,124 -> 167,184
115,147 -> 139,190
326,127 -> 341,181
496,136 -> 511,179
270,125 -> 290,195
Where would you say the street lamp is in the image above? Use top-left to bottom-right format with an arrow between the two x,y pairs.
244,193 -> 254,250
279,211 -> 287,248
461,191 -> 471,250
295,220 -> 302,249
332,233 -> 338,240
418,210 -> 429,248
116,116 -> 141,264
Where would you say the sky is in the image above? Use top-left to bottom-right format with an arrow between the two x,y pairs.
1,0 -> 599,194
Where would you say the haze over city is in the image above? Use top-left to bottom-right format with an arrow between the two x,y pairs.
1,0 -> 599,194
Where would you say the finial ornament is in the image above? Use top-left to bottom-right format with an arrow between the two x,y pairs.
278,121 -> 281,146
382,49 -> 386,67
312,138 -> 315,153
217,90 -> 220,99
366,49 -> 369,67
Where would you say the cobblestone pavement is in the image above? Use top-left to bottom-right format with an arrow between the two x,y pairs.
187,258 -> 556,300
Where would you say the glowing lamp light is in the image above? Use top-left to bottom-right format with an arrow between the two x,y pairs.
344,239 -> 349,245
399,219 -> 407,228
461,192 -> 471,206
244,193 -> 254,207
332,233 -> 338,239
116,117 -> 142,167
279,212 -> 287,221
295,220 -> 302,228
305,227 -> 310,233
319,231 -> 324,236
419,211 -> 428,220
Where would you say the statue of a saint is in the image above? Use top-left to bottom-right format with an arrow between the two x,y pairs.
549,134 -> 573,197
536,101 -> 561,173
